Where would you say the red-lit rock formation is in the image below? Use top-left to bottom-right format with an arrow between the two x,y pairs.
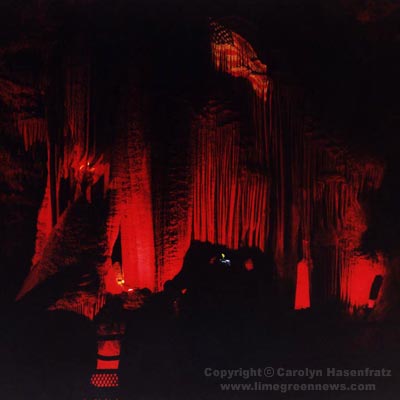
106,91 -> 156,292
16,62 -> 157,316
191,100 -> 268,251
208,20 -> 386,311
210,20 -> 269,101
7,16 -> 387,318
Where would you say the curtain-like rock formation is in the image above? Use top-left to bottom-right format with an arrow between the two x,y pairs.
208,20 -> 385,311
11,18 -> 386,318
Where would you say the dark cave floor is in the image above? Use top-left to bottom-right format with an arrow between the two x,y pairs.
2,302 -> 400,400
119,308 -> 400,400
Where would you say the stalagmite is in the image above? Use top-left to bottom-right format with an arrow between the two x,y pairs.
14,18 -> 387,318
209,20 -> 385,311
295,259 -> 311,310
106,91 -> 156,292
153,139 -> 193,288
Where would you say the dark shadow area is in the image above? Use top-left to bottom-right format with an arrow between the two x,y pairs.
117,242 -> 400,399
0,308 -> 96,400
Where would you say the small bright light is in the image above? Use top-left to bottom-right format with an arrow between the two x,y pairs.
219,253 -> 231,267
128,288 -> 133,292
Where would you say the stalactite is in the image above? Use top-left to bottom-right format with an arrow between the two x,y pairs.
191,100 -> 269,252
209,20 -> 386,312
17,51 -> 111,319
16,19 -> 387,318
13,114 -> 52,269
308,134 -> 385,310
17,53 -> 157,317
16,117 -> 47,151
62,57 -> 94,181
192,103 -> 240,247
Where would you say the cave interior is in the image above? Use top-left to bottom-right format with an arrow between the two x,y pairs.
1,0 -> 400,399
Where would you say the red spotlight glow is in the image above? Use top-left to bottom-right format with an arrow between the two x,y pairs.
341,256 -> 385,309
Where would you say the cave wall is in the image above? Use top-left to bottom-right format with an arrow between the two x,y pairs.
0,2 -> 394,319
192,21 -> 386,312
